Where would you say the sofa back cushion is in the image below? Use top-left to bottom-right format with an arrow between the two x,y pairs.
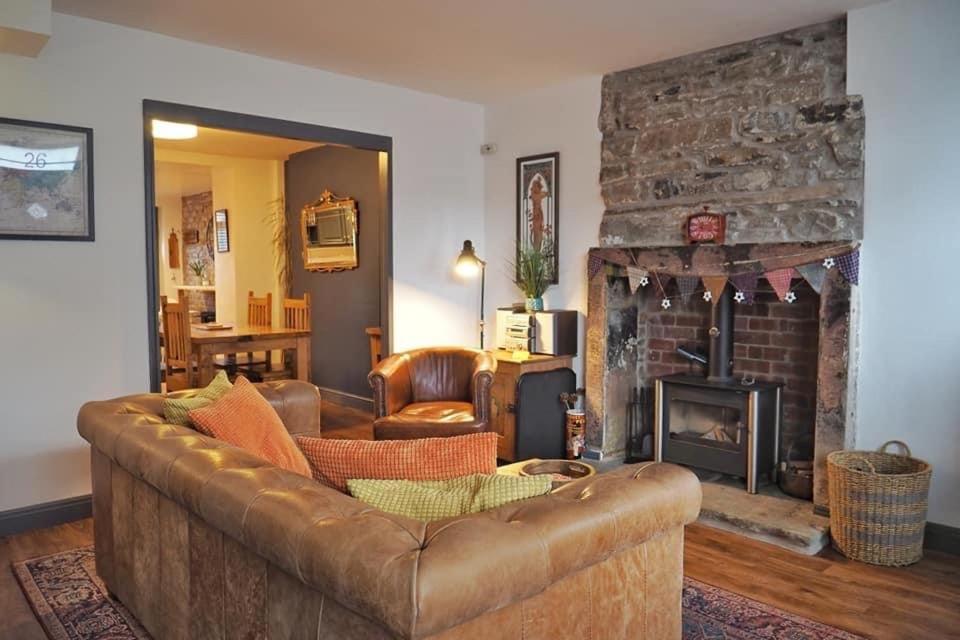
296,431 -> 497,492
346,474 -> 552,521
188,376 -> 313,477
408,349 -> 476,403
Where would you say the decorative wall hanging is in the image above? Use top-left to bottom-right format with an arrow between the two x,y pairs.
300,189 -> 358,272
0,117 -> 94,241
214,209 -> 229,252
587,242 -> 860,309
516,152 -> 559,284
167,229 -> 180,269
684,207 -> 726,245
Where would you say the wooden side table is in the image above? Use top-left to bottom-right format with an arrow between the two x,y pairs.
490,350 -> 573,461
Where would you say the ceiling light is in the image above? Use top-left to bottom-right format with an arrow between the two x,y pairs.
152,120 -> 198,140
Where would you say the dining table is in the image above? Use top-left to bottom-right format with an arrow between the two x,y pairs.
189,324 -> 312,387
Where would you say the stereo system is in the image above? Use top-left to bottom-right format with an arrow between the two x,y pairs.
495,308 -> 578,356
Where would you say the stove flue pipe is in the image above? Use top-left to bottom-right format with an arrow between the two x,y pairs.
708,285 -> 735,383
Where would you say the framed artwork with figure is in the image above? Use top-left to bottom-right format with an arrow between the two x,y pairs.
516,152 -> 559,284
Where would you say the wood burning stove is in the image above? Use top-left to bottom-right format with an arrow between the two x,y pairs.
653,287 -> 782,493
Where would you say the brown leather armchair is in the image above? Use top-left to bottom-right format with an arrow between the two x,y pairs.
368,347 -> 497,440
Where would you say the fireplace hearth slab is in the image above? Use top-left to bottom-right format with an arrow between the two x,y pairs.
698,481 -> 829,555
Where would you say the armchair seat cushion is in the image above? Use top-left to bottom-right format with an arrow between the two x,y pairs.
374,402 -> 487,440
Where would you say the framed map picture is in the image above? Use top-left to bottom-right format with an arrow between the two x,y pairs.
516,152 -> 559,284
0,117 -> 94,241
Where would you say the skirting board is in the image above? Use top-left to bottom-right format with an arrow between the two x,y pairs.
0,495 -> 92,538
925,522 -> 960,556
318,386 -> 373,412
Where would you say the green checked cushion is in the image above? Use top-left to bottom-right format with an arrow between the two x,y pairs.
162,370 -> 233,426
346,473 -> 553,522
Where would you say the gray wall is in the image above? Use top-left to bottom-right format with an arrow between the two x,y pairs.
285,146 -> 382,400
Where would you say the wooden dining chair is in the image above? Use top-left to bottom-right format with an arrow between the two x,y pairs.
216,291 -> 273,379
161,293 -> 195,391
259,293 -> 311,382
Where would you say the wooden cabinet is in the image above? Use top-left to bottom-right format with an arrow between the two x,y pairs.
490,350 -> 573,461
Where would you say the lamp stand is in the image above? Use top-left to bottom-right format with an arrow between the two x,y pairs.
479,262 -> 486,349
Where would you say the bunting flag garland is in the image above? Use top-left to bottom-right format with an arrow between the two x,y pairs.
701,276 -> 729,304
796,263 -> 827,294
588,253 -> 604,280
765,268 -> 796,302
626,266 -> 648,293
730,272 -> 759,304
837,249 -> 860,285
653,273 -> 672,299
676,276 -> 699,302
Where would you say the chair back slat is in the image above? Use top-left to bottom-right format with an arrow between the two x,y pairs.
282,293 -> 311,330
248,291 -> 273,328
161,295 -> 191,367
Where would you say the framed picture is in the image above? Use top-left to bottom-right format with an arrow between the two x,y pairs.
516,152 -> 559,284
214,209 -> 229,252
0,117 -> 94,241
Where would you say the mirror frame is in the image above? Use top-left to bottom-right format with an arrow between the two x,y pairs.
300,189 -> 358,272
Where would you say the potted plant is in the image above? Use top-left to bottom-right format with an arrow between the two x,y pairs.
515,246 -> 553,312
189,259 -> 208,286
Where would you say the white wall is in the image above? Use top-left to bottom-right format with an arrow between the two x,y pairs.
483,76 -> 604,377
0,13 -> 483,512
848,0 -> 960,527
156,193 -> 183,301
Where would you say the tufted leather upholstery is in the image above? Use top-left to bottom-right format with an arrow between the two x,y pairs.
78,380 -> 702,639
369,347 -> 497,440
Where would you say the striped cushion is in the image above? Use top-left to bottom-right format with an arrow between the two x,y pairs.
162,370 -> 233,426
346,474 -> 553,521
296,432 -> 497,492
188,376 -> 312,477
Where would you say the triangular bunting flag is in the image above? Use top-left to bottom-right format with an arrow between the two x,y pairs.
653,273 -> 672,298
730,272 -> 759,304
588,253 -> 604,280
676,276 -> 699,303
837,249 -> 860,285
701,276 -> 729,304
766,268 -> 796,302
796,263 -> 826,294
627,266 -> 648,293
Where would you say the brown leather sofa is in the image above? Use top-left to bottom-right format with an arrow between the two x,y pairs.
77,380 -> 702,639
369,347 -> 497,440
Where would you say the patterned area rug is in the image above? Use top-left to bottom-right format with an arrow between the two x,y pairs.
14,547 -> 865,640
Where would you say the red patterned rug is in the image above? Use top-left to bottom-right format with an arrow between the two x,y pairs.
14,547 -> 865,639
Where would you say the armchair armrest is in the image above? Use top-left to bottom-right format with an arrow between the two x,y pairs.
470,351 -> 497,422
369,352 -> 414,418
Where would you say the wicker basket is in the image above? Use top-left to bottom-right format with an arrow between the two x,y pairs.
827,440 -> 932,566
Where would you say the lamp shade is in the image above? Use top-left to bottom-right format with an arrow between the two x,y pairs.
455,240 -> 483,277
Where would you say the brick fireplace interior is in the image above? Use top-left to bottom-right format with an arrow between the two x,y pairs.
644,278 -> 820,463
584,18 -> 863,513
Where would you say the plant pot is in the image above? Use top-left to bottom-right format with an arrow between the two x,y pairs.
525,297 -> 544,312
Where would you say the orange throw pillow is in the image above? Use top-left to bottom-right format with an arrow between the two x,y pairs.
189,376 -> 312,478
296,432 -> 498,492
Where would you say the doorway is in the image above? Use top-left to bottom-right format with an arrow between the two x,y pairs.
143,101 -> 392,401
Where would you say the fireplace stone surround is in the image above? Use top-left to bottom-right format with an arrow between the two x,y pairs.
584,18 -> 863,514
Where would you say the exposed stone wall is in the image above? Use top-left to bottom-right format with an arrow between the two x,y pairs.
598,19 -> 863,247
181,191 -> 215,313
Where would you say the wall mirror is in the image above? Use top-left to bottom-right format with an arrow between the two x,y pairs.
300,189 -> 358,272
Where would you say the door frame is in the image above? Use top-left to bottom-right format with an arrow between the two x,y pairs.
143,100 -> 393,392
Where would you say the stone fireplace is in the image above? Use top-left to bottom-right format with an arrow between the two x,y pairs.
584,19 -> 862,514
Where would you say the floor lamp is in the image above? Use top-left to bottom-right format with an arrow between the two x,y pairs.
455,240 -> 486,349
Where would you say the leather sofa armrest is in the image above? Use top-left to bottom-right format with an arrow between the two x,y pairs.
470,351 -> 497,422
255,380 -> 322,437
411,462 -> 701,637
368,352 -> 413,418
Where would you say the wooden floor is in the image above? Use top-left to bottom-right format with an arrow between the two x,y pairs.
3,402 -> 958,639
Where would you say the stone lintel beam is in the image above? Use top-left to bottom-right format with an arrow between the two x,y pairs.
589,241 -> 857,277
